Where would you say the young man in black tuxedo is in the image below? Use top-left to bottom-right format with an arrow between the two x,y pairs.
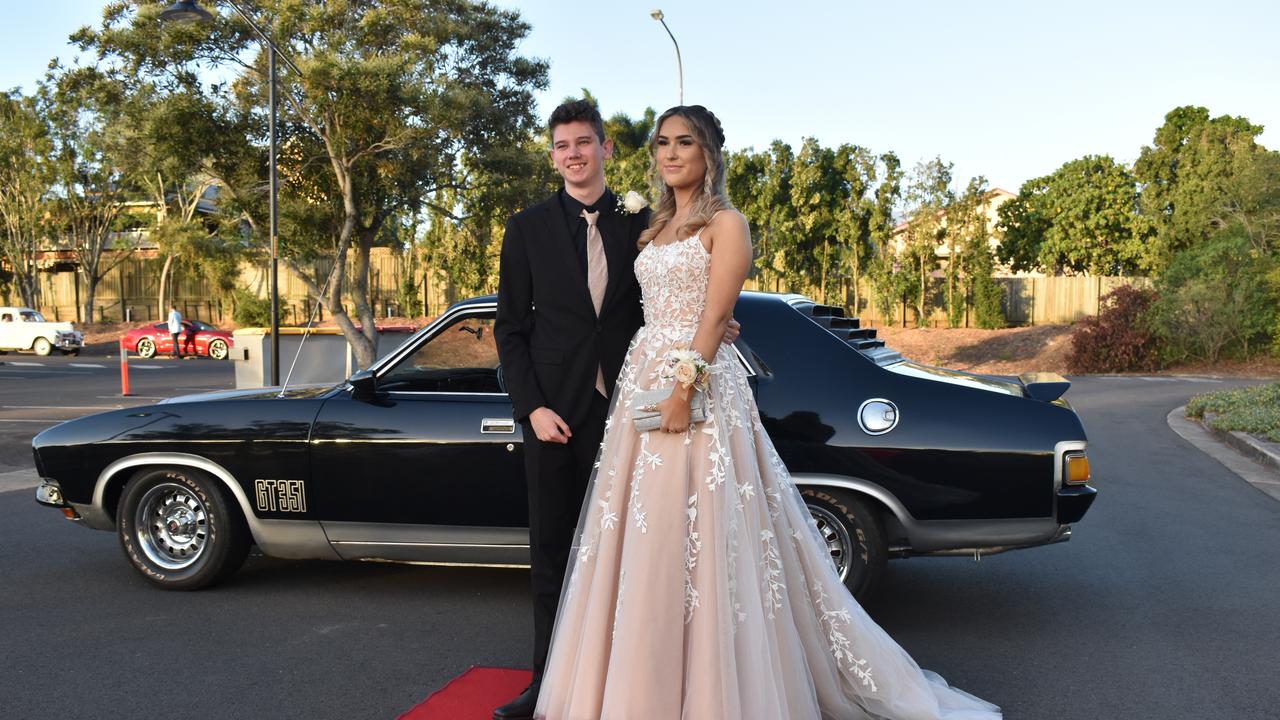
493,100 -> 737,720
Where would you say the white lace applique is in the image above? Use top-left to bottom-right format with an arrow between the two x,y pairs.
611,569 -> 627,641
628,433 -> 651,533
683,493 -> 702,623
761,529 -> 785,619
811,580 -> 876,691
765,486 -> 782,521
701,406 -> 729,492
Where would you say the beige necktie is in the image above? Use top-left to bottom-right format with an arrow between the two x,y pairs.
582,209 -> 609,397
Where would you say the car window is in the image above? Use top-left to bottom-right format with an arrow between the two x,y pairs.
20,311 -> 43,322
153,323 -> 167,330
1,313 -> 12,322
379,315 -> 501,393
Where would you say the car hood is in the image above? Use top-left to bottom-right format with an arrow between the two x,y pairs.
158,384 -> 337,404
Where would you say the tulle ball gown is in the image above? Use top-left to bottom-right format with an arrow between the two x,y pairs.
534,231 -> 1001,720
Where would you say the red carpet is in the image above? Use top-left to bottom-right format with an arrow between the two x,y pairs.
398,667 -> 533,720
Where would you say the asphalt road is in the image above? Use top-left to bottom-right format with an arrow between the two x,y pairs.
1,363 -> 1278,719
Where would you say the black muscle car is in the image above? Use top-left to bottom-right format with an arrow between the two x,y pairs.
33,292 -> 1097,598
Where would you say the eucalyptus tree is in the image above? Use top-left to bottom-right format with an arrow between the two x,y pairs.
899,157 -> 953,325
41,66 -> 136,322
788,138 -> 844,303
831,144 -> 877,312
0,90 -> 54,308
725,142 -> 796,292
75,0 -> 548,367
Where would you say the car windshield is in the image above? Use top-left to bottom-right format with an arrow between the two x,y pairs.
20,311 -> 44,322
192,321 -> 216,330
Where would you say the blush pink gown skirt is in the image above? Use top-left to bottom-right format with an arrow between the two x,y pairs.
535,235 -> 1001,720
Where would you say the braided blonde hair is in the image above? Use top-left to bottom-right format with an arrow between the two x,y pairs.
638,105 -> 734,249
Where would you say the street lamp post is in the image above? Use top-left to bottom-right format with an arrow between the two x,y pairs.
649,9 -> 683,105
160,0 -> 301,387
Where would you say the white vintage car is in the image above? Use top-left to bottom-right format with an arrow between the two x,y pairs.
0,307 -> 84,356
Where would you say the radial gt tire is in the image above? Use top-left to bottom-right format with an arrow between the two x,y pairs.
116,467 -> 251,590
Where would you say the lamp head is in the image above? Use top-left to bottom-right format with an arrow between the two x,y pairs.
159,0 -> 214,23
650,9 -> 664,21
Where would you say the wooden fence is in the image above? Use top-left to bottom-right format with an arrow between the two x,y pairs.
5,249 -> 1147,329
3,247 -> 469,325
743,275 -> 1151,328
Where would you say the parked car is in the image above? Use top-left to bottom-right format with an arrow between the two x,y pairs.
121,320 -> 234,360
33,292 -> 1096,598
0,306 -> 83,356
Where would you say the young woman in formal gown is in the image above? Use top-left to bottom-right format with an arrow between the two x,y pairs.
534,105 -> 1001,720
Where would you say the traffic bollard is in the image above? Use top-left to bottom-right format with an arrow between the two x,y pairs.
120,340 -> 130,397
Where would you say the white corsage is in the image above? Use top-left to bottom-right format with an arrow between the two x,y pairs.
616,190 -> 649,215
661,348 -> 711,391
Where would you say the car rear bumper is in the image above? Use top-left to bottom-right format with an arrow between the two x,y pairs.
1057,483 -> 1097,524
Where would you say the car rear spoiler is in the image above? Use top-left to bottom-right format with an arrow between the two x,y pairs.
1018,372 -> 1070,402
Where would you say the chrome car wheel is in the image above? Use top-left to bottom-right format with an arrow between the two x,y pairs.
32,337 -> 52,356
808,504 -> 852,581
134,482 -> 208,570
136,337 -> 156,359
117,468 -> 251,589
208,338 -> 229,360
799,487 -> 887,600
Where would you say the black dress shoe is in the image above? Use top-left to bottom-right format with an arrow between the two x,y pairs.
493,681 -> 540,720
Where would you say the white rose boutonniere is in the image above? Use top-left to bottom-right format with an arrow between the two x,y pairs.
617,190 -> 650,215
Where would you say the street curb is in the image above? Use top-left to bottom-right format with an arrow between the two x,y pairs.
1167,406 -> 1280,502
1208,424 -> 1280,474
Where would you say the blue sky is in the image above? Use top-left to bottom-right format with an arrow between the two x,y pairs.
4,0 -> 1277,191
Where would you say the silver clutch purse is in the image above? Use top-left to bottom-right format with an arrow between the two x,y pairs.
629,387 -> 708,432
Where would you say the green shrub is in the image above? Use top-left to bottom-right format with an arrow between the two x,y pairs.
1067,285 -> 1161,373
1144,234 -> 1277,363
232,289 -> 274,328
1185,382 -> 1280,442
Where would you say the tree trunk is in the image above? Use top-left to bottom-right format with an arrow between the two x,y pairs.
157,253 -> 175,321
80,268 -> 98,324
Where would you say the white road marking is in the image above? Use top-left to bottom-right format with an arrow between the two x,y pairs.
0,369 -> 90,376
97,395 -> 165,400
130,365 -> 166,370
4,361 -> 44,367
0,419 -> 61,423
69,363 -> 106,368
0,467 -> 40,492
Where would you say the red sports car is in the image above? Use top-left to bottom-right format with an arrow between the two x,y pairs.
121,320 -> 234,360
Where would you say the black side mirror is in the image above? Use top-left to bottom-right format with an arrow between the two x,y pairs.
349,368 -> 381,400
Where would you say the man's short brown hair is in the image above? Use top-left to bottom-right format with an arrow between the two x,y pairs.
548,99 -> 605,144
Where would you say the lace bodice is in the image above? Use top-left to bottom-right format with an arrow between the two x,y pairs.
634,234 -> 710,333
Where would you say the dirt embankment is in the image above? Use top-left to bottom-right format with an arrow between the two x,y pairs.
873,324 -> 1280,378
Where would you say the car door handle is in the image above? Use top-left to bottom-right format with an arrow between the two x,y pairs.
481,418 -> 516,434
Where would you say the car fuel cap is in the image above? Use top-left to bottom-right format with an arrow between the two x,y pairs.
858,399 -> 899,435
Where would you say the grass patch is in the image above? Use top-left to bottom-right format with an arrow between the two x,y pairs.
1185,382 -> 1280,442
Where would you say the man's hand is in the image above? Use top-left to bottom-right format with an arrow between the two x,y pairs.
529,406 -> 572,444
721,318 -> 741,344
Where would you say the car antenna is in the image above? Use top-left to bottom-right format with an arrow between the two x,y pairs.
277,262 -> 339,399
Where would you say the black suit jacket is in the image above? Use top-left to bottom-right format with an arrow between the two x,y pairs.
495,190 -> 650,429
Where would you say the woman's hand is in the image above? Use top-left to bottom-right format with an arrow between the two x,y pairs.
657,387 -> 692,434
